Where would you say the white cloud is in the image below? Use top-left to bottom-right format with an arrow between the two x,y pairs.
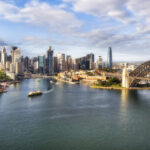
1,0 -> 150,61
66,0 -> 135,24
127,0 -> 150,33
0,0 -> 82,34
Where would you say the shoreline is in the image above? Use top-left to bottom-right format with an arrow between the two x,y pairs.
51,76 -> 79,85
1,78 -> 150,93
0,80 -> 21,93
90,85 -> 150,90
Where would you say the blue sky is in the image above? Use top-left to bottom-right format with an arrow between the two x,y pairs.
0,0 -> 150,61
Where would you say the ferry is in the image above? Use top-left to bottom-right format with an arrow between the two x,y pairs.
50,80 -> 54,84
28,90 -> 42,97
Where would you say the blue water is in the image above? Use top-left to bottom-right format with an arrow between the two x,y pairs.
0,78 -> 150,150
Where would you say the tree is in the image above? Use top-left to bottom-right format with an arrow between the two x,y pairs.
0,71 -> 11,82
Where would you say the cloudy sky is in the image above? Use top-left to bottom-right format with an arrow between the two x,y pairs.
0,0 -> 150,61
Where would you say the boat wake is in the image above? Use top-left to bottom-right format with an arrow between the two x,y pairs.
43,88 -> 54,94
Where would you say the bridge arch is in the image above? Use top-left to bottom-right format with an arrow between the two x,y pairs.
129,60 -> 150,87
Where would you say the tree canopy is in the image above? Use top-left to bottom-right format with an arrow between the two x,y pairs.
0,70 -> 11,82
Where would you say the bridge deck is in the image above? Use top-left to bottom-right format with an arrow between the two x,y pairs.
101,72 -> 150,81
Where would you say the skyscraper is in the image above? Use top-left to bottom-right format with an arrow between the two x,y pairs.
11,47 -> 21,65
96,56 -> 103,70
53,57 -> 58,73
56,53 -> 66,72
46,46 -> 53,75
9,47 -> 24,75
107,47 -> 113,69
24,56 -> 30,71
86,53 -> 95,70
1,47 -> 7,69
66,55 -> 72,71
38,55 -> 45,74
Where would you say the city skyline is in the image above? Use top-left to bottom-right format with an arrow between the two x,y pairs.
0,46 -> 99,74
0,0 -> 150,61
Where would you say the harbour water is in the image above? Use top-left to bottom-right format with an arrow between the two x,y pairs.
0,78 -> 150,150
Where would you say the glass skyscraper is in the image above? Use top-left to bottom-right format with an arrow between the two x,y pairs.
46,46 -> 53,74
38,55 -> 45,74
107,47 -> 113,69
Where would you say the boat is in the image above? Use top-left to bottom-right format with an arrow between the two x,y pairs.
50,80 -> 54,84
28,90 -> 42,97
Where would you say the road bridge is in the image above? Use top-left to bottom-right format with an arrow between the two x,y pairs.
101,61 -> 150,88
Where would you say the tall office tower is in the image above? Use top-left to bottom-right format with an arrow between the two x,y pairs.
11,47 -> 21,73
11,47 -> 21,65
96,56 -> 103,70
24,56 -> 30,71
107,47 -> 113,69
66,55 -> 72,71
1,47 -> 7,69
11,46 -> 18,64
38,55 -> 45,74
56,53 -> 66,72
6,61 -> 10,71
5,55 -> 11,71
15,62 -> 24,74
14,48 -> 21,63
10,47 -> 24,74
30,57 -> 38,73
53,57 -> 58,73
86,53 -> 95,70
33,61 -> 38,73
73,59 -> 79,71
79,56 -> 87,70
46,46 -> 53,74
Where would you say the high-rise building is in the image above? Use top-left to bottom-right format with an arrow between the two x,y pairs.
74,53 -> 95,71
29,57 -> 38,73
38,55 -> 45,74
96,56 -> 103,70
79,57 -> 87,70
53,57 -> 58,73
66,55 -> 72,71
107,47 -> 113,69
56,53 -> 66,72
33,61 -> 38,73
73,59 -> 80,71
6,61 -> 11,71
15,62 -> 24,74
24,56 -> 30,71
14,49 -> 21,63
1,47 -> 7,69
11,47 -> 22,74
11,47 -> 19,64
86,53 -> 95,70
46,46 -> 53,74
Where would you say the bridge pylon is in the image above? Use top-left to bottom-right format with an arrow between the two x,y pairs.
122,66 -> 129,88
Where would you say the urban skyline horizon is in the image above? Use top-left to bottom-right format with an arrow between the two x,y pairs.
0,45 -> 147,63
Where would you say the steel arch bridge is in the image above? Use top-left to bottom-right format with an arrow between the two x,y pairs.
129,61 -> 150,87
